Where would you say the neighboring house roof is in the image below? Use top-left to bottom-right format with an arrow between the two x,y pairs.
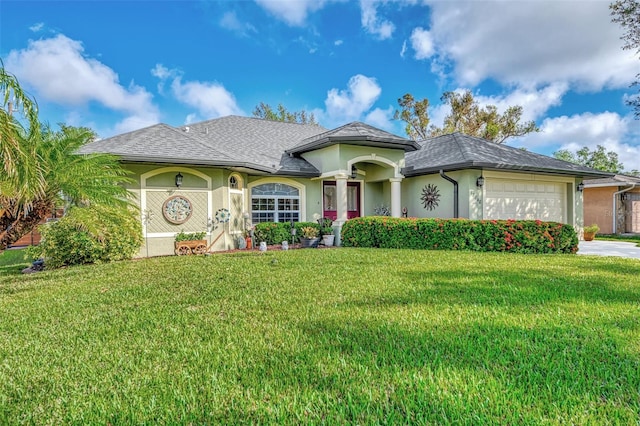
583,174 -> 640,188
286,121 -> 420,155
403,133 -> 613,178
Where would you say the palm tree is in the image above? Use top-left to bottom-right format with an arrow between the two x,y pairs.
0,123 -> 135,251
1,62 -> 134,251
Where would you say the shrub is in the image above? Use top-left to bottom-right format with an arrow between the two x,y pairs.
29,205 -> 143,268
253,221 -> 320,245
341,217 -> 578,254
175,231 -> 207,242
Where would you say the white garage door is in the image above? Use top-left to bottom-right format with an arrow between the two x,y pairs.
484,179 -> 566,222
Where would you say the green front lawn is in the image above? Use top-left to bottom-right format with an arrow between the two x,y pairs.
0,248 -> 29,275
1,249 -> 639,423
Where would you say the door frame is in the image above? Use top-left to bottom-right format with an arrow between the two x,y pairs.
323,180 -> 361,220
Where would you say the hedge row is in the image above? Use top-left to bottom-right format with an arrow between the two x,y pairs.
341,217 -> 578,254
253,221 -> 320,245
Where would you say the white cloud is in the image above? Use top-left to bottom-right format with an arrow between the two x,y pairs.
400,40 -> 407,58
516,112 -> 640,171
220,11 -> 257,36
365,107 -> 394,130
152,64 -> 243,119
476,83 -> 569,122
424,1 -> 638,90
29,22 -> 44,32
6,34 -> 159,133
170,76 -> 243,119
334,39 -> 343,46
410,27 -> 434,59
325,74 -> 382,121
360,0 -> 395,40
254,0 -> 329,26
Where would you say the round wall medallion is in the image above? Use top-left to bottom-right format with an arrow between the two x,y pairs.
420,184 -> 441,211
163,195 -> 193,224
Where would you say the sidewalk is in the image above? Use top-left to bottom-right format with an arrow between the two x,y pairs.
577,240 -> 640,259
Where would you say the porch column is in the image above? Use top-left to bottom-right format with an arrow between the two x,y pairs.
336,175 -> 348,224
390,177 -> 402,218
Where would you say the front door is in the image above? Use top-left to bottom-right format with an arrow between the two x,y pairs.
323,181 -> 360,220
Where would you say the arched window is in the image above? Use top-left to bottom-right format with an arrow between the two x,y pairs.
229,174 -> 242,190
251,183 -> 300,223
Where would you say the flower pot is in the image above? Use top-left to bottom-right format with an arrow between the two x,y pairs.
300,237 -> 320,248
583,232 -> 596,241
322,234 -> 335,246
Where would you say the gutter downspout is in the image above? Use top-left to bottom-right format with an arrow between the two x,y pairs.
439,170 -> 459,218
613,184 -> 637,234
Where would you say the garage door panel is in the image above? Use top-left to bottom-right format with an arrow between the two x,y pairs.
484,179 -> 566,222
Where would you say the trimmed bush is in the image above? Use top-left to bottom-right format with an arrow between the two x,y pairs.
341,217 -> 578,254
29,205 -> 143,268
253,221 -> 321,245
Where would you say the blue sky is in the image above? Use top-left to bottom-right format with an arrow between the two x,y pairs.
1,0 -> 639,172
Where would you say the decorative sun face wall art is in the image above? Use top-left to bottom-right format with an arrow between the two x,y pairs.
420,184 -> 440,211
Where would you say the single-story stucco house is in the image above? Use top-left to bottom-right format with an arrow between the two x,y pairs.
78,115 -> 611,256
583,174 -> 640,234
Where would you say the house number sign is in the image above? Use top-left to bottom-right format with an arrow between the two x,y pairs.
163,195 -> 193,224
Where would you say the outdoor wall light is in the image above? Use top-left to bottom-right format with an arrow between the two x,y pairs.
175,172 -> 183,188
350,165 -> 358,179
576,182 -> 584,192
476,176 -> 484,187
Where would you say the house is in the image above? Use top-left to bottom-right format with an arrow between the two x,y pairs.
583,174 -> 640,234
78,115 -> 611,256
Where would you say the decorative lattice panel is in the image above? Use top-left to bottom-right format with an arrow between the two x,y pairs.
229,192 -> 245,234
147,191 -> 209,233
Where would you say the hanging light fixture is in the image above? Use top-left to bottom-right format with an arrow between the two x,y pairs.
576,182 -> 584,192
476,176 -> 485,187
175,172 -> 183,188
350,165 -> 358,179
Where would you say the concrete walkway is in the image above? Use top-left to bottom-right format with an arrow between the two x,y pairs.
577,240 -> 640,259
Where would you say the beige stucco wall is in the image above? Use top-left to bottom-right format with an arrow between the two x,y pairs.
584,187 -> 614,234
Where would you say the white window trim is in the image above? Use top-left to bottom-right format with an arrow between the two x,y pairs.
248,177 -> 306,222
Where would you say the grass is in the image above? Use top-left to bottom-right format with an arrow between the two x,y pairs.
1,248 -> 639,424
0,249 -> 29,275
597,234 -> 640,246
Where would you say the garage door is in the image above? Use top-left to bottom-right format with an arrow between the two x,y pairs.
484,179 -> 566,222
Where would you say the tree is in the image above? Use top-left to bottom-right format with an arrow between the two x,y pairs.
611,0 -> 640,117
430,90 -> 539,143
553,145 -> 624,173
394,90 -> 538,143
0,123 -> 134,251
392,94 -> 431,140
252,102 -> 317,124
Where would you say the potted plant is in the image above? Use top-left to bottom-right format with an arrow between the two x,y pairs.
583,224 -> 599,241
300,226 -> 320,248
319,217 -> 335,246
174,231 -> 208,255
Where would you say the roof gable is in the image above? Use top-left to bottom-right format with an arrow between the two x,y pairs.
286,121 -> 420,155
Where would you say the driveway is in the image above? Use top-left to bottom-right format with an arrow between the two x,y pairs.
578,240 -> 640,259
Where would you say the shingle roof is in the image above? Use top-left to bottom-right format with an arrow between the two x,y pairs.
77,123 -> 237,167
286,121 -> 420,155
184,116 -> 326,174
403,133 -> 613,178
584,174 -> 640,187
78,116 -> 326,174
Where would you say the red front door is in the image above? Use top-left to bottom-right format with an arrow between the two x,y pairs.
323,181 -> 360,220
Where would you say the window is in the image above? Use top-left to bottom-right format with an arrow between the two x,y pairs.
251,183 -> 300,223
229,174 -> 242,190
